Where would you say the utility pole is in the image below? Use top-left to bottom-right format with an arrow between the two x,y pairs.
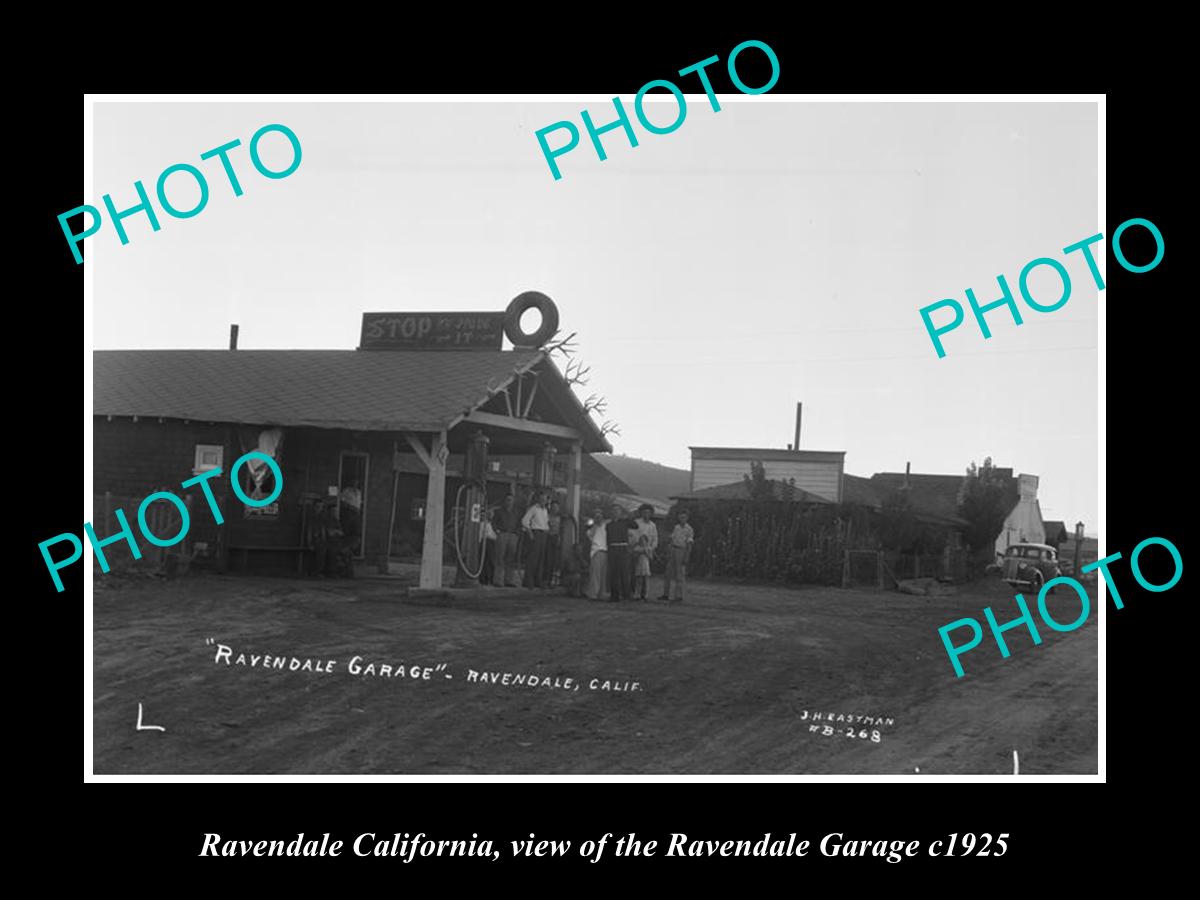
1074,521 -> 1084,576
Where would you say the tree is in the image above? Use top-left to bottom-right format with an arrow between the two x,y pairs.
743,460 -> 776,502
959,457 -> 1013,552
878,489 -> 939,553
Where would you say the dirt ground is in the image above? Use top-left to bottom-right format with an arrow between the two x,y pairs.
92,572 -> 1098,775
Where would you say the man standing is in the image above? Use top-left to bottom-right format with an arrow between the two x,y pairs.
313,496 -> 352,578
585,508 -> 609,601
660,510 -> 695,603
605,504 -> 637,601
522,490 -> 551,589
493,494 -> 522,587
544,499 -> 563,587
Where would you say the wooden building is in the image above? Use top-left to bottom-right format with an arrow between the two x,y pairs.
93,346 -> 610,588
688,447 -> 847,502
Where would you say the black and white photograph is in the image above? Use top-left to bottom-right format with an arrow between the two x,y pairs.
80,93 -> 1102,777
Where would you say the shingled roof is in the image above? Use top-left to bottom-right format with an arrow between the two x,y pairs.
1043,520 -> 1069,544
869,472 -> 971,527
93,349 -> 610,451
841,474 -> 882,509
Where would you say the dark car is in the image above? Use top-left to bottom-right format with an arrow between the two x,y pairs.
1000,542 -> 1062,592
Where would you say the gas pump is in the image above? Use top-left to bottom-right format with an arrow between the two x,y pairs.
453,430 -> 490,586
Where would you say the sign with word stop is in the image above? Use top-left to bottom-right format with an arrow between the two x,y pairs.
358,312 -> 506,350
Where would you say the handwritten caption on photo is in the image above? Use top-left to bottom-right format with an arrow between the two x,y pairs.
799,708 -> 895,743
206,640 -> 642,694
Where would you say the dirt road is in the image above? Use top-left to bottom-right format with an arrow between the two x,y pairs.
92,573 -> 1097,774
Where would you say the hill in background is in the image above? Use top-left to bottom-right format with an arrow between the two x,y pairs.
593,454 -> 690,501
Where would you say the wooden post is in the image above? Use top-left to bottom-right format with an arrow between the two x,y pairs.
565,441 -> 582,532
383,445 -> 400,576
408,430 -> 448,590
217,489 -> 231,574
841,518 -> 853,588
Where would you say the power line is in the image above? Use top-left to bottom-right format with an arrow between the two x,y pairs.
611,344 -> 1098,366
601,318 -> 1099,342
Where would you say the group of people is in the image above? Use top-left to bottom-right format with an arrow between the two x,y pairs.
303,484 -> 698,598
482,490 -> 566,589
479,491 -> 695,603
583,505 -> 694,603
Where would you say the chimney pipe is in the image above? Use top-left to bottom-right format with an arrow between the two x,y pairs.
229,323 -> 239,351
793,402 -> 802,450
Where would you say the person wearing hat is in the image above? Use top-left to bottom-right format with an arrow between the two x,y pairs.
604,504 -> 638,601
629,504 -> 659,601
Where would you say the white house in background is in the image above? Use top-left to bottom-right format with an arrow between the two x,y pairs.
688,447 -> 846,502
994,473 -> 1046,556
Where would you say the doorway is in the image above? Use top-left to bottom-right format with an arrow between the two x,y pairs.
338,451 -> 369,559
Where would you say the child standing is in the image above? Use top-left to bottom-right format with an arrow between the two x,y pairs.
629,504 -> 659,601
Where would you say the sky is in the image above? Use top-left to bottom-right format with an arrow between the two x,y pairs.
92,99 -> 1099,527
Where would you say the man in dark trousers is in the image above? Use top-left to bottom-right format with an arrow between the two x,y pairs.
543,498 -> 563,587
313,497 -> 352,577
605,504 -> 637,601
521,490 -> 551,588
492,493 -> 522,587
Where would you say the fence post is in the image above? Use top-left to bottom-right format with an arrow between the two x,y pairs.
151,486 -> 165,573
842,518 -> 853,588
876,551 -> 884,590
179,493 -> 194,577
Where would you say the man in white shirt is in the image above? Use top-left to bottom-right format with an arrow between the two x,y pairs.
585,508 -> 609,600
521,491 -> 551,588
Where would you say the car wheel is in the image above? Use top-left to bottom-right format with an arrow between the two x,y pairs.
1031,570 -> 1045,594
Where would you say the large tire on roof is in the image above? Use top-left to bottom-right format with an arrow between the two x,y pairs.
504,292 -> 559,348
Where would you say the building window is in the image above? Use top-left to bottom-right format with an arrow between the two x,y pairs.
411,498 -> 426,521
193,444 -> 224,475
